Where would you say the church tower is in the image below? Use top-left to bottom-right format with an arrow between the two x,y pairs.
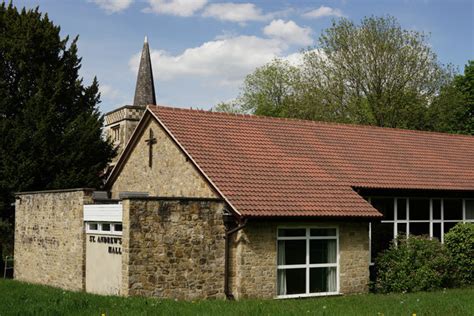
104,37 -> 156,165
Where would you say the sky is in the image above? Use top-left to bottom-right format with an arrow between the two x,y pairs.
11,0 -> 474,114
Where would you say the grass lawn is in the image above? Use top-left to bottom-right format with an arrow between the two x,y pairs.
0,279 -> 472,316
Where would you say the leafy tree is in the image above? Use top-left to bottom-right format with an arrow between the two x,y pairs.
0,3 -> 115,256
304,16 -> 450,128
457,61 -> 474,134
428,61 -> 474,134
225,16 -> 472,134
238,59 -> 301,118
212,100 -> 247,114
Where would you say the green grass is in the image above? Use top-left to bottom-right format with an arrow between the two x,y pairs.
0,279 -> 473,316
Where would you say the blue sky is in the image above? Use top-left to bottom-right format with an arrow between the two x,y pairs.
11,0 -> 474,114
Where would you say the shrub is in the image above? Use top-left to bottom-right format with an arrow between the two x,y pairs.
374,235 -> 452,293
444,223 -> 474,286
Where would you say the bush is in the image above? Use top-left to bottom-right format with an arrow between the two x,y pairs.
374,235 -> 452,293
444,223 -> 474,286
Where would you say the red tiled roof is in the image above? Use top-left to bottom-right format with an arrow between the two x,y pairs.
148,105 -> 474,218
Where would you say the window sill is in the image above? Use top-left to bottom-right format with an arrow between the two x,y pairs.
86,231 -> 122,236
275,292 -> 340,299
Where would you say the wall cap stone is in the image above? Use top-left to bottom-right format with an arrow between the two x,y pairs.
104,105 -> 145,117
15,188 -> 95,196
123,196 -> 224,202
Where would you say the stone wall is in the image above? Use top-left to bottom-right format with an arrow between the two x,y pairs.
121,198 -> 226,300
104,105 -> 145,164
14,189 -> 93,291
110,119 -> 217,199
339,222 -> 370,294
230,221 -> 370,299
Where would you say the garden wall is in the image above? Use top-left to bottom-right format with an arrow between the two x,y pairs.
14,189 -> 93,291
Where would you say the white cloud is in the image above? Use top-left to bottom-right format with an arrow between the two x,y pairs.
302,6 -> 345,19
89,0 -> 134,14
129,35 -> 285,86
283,49 -> 322,66
202,2 -> 269,23
99,84 -> 127,105
263,19 -> 313,46
144,0 -> 207,17
283,51 -> 306,66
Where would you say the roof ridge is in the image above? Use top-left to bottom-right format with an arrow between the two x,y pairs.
147,104 -> 474,139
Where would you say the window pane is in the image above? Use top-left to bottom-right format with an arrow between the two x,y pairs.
310,228 -> 336,237
397,199 -> 407,220
278,228 -> 306,237
433,199 -> 441,220
89,223 -> 98,230
310,240 -> 336,264
114,223 -> 123,232
278,268 -> 306,295
409,222 -> 429,236
465,200 -> 474,220
278,240 -> 306,265
433,223 -> 441,241
371,198 -> 394,220
409,199 -> 430,220
371,222 -> 393,260
101,223 -> 111,231
397,223 -> 407,237
444,199 -> 463,220
444,222 -> 459,234
310,267 -> 337,293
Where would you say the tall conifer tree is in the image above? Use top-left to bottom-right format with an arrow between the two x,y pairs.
0,3 -> 115,255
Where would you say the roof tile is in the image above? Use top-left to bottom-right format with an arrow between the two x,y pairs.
149,105 -> 474,218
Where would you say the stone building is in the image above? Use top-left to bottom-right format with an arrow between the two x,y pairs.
14,39 -> 474,300
103,37 -> 154,165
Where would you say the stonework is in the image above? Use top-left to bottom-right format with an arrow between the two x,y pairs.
104,105 -> 145,164
110,119 -> 217,199
121,198 -> 226,300
338,222 -> 371,294
133,39 -> 156,107
230,221 -> 370,299
104,106 -> 145,126
14,188 -> 370,299
14,189 -> 93,291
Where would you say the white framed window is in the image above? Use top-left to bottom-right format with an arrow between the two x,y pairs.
369,197 -> 474,263
87,222 -> 99,232
113,223 -> 123,232
276,227 -> 339,298
101,223 -> 111,232
86,222 -> 122,235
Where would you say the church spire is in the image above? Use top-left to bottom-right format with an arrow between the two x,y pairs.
133,36 -> 156,106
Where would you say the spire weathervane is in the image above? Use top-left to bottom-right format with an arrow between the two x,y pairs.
133,36 -> 156,106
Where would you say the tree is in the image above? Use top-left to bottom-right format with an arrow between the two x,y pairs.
426,61 -> 473,134
304,16 -> 451,128
237,59 -> 301,118
0,3 -> 115,256
456,61 -> 474,134
226,16 -> 470,133
212,100 -> 247,114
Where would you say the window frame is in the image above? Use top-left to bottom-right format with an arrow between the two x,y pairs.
368,197 -> 474,264
111,125 -> 120,143
86,222 -> 123,236
276,226 -> 340,299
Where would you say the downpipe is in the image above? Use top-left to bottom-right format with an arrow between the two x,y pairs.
224,216 -> 247,300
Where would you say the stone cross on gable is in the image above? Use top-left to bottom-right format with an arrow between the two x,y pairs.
145,128 -> 157,167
